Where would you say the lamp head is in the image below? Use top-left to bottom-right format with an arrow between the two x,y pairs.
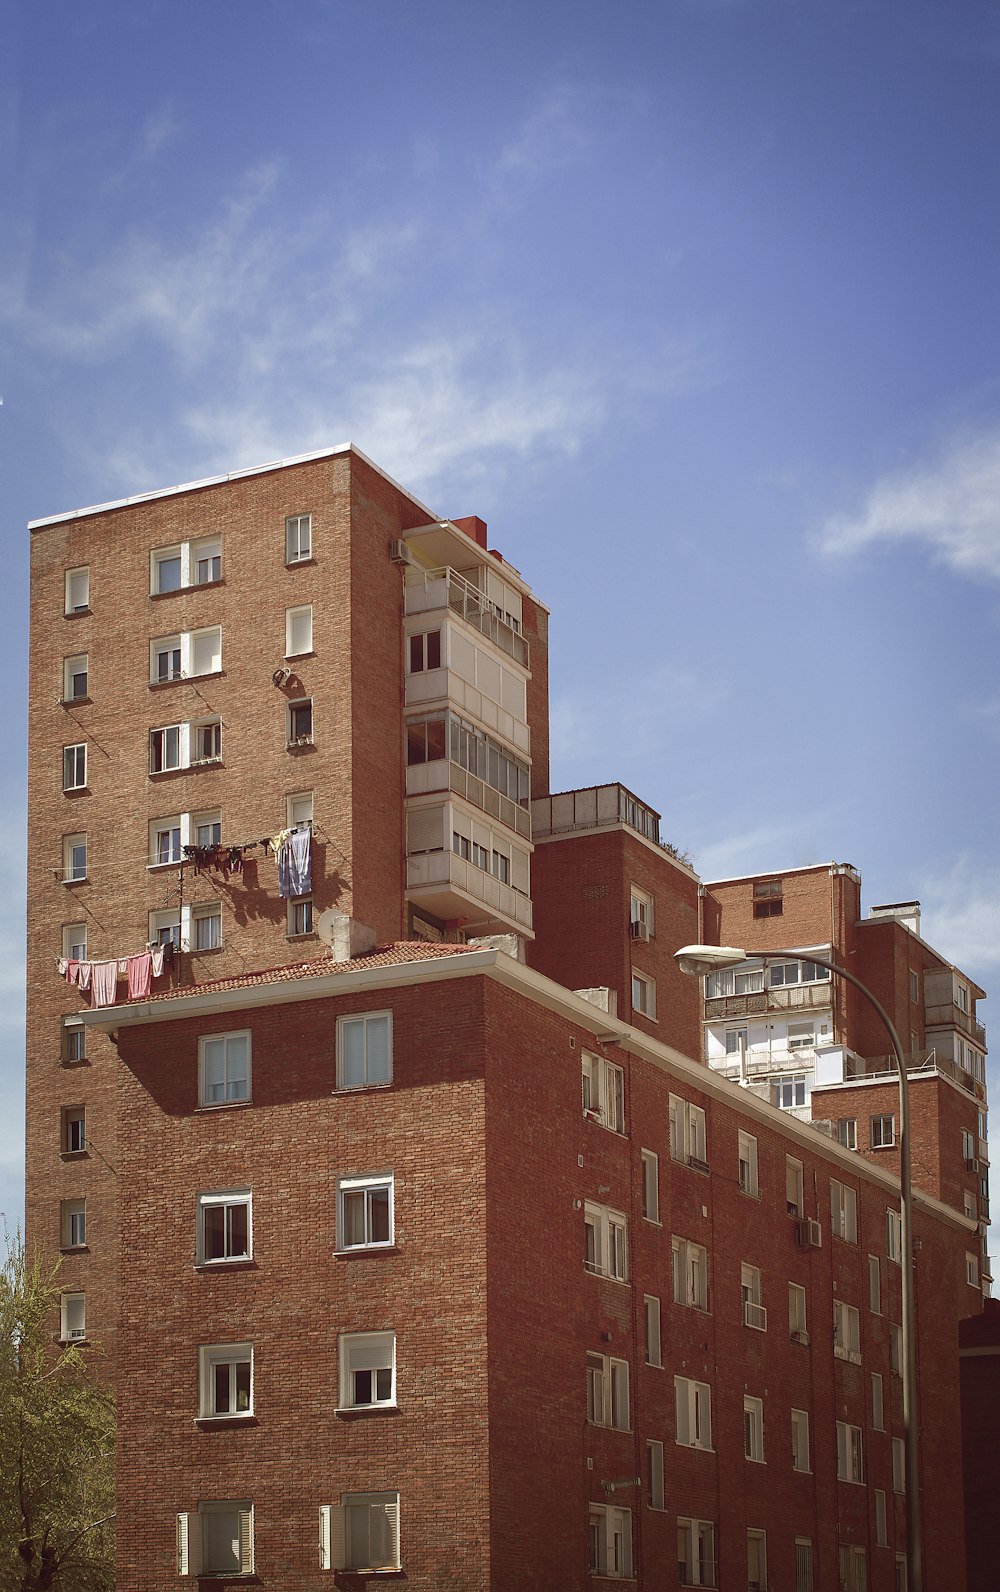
674,944 -> 749,977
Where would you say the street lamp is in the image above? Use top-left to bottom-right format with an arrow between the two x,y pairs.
675,944 -> 923,1592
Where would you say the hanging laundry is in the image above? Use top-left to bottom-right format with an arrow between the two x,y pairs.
77,962 -> 92,992
277,828 -> 312,898
90,960 -> 118,1009
127,952 -> 153,1000
150,945 -> 165,978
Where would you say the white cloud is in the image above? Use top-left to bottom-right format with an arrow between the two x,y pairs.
817,430 -> 1000,583
919,856 -> 1000,983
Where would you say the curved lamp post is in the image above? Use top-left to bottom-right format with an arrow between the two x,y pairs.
675,944 -> 922,1592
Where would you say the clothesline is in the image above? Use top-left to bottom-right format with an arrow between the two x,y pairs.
56,943 -> 173,1008
183,828 -> 311,898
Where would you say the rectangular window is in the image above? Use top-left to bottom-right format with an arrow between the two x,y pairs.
63,743 -> 87,791
786,1157 -> 804,1216
149,907 -> 181,949
285,605 -> 313,657
869,1256 -> 882,1314
177,1502 -> 253,1577
491,847 -> 510,885
198,1190 -> 251,1264
193,904 -> 222,951
644,1295 -> 661,1367
725,1025 -> 748,1055
192,718 -> 222,763
62,922 -> 87,962
285,513 -> 312,563
789,1282 -> 808,1340
837,1118 -> 858,1150
839,1545 -> 868,1592
193,810 -> 221,847
674,1375 -> 712,1449
153,547 -> 183,593
836,1421 -> 865,1484
896,1556 -> 907,1592
337,1174 -> 393,1250
199,1032 -> 251,1107
63,833 -> 87,882
62,1021 -> 87,1064
287,698 -> 313,744
631,970 -> 656,1018
830,1179 -> 858,1243
706,964 -> 764,998
795,1540 -> 814,1592
834,1300 -> 861,1363
199,1344 -> 252,1418
587,1353 -> 630,1430
65,567 -> 89,614
287,791 -> 314,829
288,896 -> 314,937
152,634 -> 182,682
752,878 -> 782,917
61,1107 -> 86,1154
647,1440 -> 664,1510
630,885 -> 654,940
63,653 -> 89,701
775,1075 -> 807,1110
876,1490 -> 887,1549
150,724 -> 182,772
584,1203 -> 627,1281
60,1292 -> 86,1342
787,1022 -> 815,1052
641,1150 -> 659,1221
791,1408 -> 810,1472
193,537 -> 221,585
890,1323 -> 902,1375
739,1131 -> 759,1196
872,1371 -> 884,1431
892,1436 -> 905,1493
582,1053 -> 625,1134
669,1094 -> 707,1167
871,1114 -> 895,1149
337,1012 -> 392,1089
151,817 -> 182,866
589,1504 -> 632,1580
744,1395 -> 764,1462
741,1263 -> 765,1330
60,1198 -> 86,1249
408,630 -> 442,673
747,1529 -> 767,1592
339,1331 -> 396,1410
150,626 -> 222,683
909,968 -> 919,1003
672,1237 -> 709,1311
887,1208 -> 902,1262
677,1518 -> 715,1587
967,1252 -> 981,1287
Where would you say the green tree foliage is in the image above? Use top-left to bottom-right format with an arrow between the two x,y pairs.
0,1239 -> 114,1592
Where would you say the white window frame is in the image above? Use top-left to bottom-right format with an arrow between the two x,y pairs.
152,545 -> 183,594
589,1503 -> 632,1579
669,1093 -> 707,1167
197,1190 -> 252,1265
198,1344 -> 253,1419
287,790 -> 313,829
287,896 -> 314,937
830,1179 -> 858,1243
871,1114 -> 895,1149
631,969 -> 656,1019
150,814 -> 184,868
775,1074 -> 807,1110
337,1173 -> 394,1251
62,922 -> 87,962
287,696 -> 314,746
674,1375 -> 712,1449
672,1237 -> 709,1311
836,1421 -> 865,1484
747,1528 -> 768,1592
744,1395 -> 764,1463
581,1052 -> 625,1134
834,1300 -> 861,1363
63,653 -> 89,701
198,1031 -> 251,1107
285,604 -> 313,658
61,1106 -> 86,1154
739,1130 -> 759,1196
59,1291 -> 86,1342
150,626 -> 222,685
63,743 -> 87,791
966,1251 -> 981,1287
644,1294 -> 661,1367
192,902 -> 223,952
152,537 -> 222,594
630,885 -> 654,940
641,1149 -> 659,1222
587,1353 -> 630,1431
890,1322 -> 902,1375
892,1436 -> 905,1494
285,513 -> 313,564
791,1407 -> 810,1472
65,566 -> 89,614
177,1502 -> 253,1578
63,833 -> 87,883
789,1282 -> 808,1340
60,1198 -> 86,1249
647,1440 -> 664,1510
795,1539 -> 814,1592
336,1011 -> 392,1090
872,1371 -> 885,1431
677,1517 -> 715,1587
887,1207 -> 902,1262
869,1255 -> 882,1314
838,1118 -> 858,1151
321,1492 -> 400,1573
584,1202 -> 627,1282
786,1156 -> 804,1216
338,1331 -> 396,1412
741,1263 -> 766,1330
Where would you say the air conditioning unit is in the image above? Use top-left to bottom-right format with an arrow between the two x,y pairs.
790,1329 -> 810,1347
583,1107 -> 604,1124
744,1301 -> 767,1331
388,539 -> 413,565
965,1157 -> 980,1173
795,1218 -> 823,1249
687,1155 -> 710,1174
630,920 -> 649,942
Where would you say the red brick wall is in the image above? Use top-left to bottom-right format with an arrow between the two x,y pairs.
960,1300 -> 1000,1592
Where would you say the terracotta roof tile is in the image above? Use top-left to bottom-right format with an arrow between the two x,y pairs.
137,940 -> 476,1005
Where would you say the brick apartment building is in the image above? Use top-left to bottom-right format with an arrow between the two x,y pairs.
27,445 -> 986,1589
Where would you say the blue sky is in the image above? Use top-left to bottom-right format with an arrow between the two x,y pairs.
3,0 -> 1000,1237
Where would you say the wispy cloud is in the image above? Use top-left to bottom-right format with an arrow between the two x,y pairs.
495,82 -> 602,178
920,855 -> 1000,983
817,429 -> 1000,583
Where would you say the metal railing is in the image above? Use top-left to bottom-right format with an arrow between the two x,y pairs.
405,567 -> 529,667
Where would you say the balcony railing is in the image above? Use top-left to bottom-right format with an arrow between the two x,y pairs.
532,783 -> 662,844
925,1000 -> 987,1049
705,984 -> 833,1021
405,567 -> 529,668
406,848 -> 533,930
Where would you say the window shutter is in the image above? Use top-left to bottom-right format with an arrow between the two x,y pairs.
319,1505 -> 331,1570
373,1499 -> 400,1570
328,1505 -> 347,1570
675,1380 -> 689,1445
176,1513 -> 202,1576
238,1508 -> 254,1575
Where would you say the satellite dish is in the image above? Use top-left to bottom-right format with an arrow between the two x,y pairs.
315,908 -> 345,947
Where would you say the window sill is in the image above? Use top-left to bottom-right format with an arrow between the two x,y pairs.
195,1100 -> 253,1113
870,1144 -> 896,1152
151,578 -> 225,600
195,1413 -> 257,1427
333,1080 -> 393,1095
62,786 -> 90,797
58,1336 -> 89,1346
333,1570 -> 403,1580
334,1245 -> 399,1259
286,931 -> 318,942
60,1150 -> 89,1162
194,1259 -> 256,1273
334,1403 -> 399,1419
64,607 -> 92,619
739,1187 -> 761,1201
59,1245 -> 89,1256
148,860 -> 183,872
584,1266 -> 629,1286
285,556 -> 316,569
61,696 -> 91,708
284,650 -> 316,662
286,739 -> 315,752
192,944 -> 225,956
149,670 -> 224,691
62,876 -> 88,887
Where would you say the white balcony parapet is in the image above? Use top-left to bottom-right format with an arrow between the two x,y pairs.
406,849 -> 533,931
405,567 -> 529,669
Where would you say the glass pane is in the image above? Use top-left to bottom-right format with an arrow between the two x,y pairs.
157,556 -> 182,592
426,718 -> 446,760
214,1362 -> 230,1412
235,1360 -> 251,1410
365,1017 -> 390,1083
204,1205 -> 225,1258
227,1203 -> 248,1257
341,1022 -> 365,1087
342,1190 -> 365,1246
369,1187 -> 390,1242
